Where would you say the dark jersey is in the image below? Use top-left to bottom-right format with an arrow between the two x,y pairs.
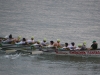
91,43 -> 98,50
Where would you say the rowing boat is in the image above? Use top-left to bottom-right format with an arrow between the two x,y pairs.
1,46 -> 100,57
55,49 -> 100,57
1,43 -> 100,57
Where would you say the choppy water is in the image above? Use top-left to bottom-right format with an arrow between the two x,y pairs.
0,0 -> 100,75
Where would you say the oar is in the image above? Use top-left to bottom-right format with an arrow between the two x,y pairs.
32,51 -> 43,54
6,49 -> 17,54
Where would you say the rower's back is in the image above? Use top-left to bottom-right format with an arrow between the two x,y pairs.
91,40 -> 98,50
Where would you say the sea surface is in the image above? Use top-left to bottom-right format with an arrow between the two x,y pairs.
0,0 -> 100,75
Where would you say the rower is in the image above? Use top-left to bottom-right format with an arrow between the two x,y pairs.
76,44 -> 82,50
81,41 -> 87,50
90,40 -> 98,50
13,36 -> 21,43
62,43 -> 70,50
27,36 -> 35,44
2,34 -> 14,44
40,38 -> 48,46
68,42 -> 76,50
15,38 -> 27,45
53,39 -> 62,48
32,40 -> 42,50
47,41 -> 54,47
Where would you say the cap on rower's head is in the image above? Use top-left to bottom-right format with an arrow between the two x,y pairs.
43,38 -> 46,41
37,40 -> 40,43
57,39 -> 60,42
78,44 -> 82,47
93,40 -> 96,43
18,36 -> 21,39
31,36 -> 34,39
83,41 -> 86,45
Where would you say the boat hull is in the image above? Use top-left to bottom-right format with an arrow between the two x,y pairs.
55,50 -> 100,57
1,43 -> 100,57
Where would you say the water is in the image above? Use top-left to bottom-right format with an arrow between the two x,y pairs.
0,54 -> 100,75
0,0 -> 100,75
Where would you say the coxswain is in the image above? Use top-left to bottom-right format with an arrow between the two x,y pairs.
90,40 -> 98,50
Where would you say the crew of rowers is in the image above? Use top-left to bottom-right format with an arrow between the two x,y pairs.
0,34 -> 98,50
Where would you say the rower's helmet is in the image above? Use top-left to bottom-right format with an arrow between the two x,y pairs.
57,39 -> 60,42
93,40 -> 96,43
